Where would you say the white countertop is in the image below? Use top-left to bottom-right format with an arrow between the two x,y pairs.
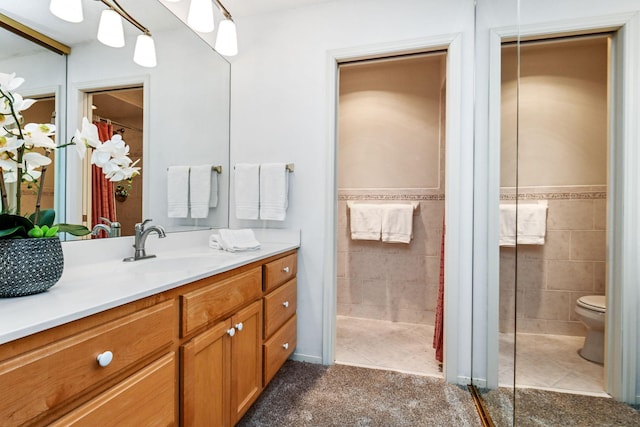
0,228 -> 300,345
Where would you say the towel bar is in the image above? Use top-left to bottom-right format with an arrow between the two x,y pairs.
346,201 -> 419,210
233,163 -> 295,172
166,165 -> 222,174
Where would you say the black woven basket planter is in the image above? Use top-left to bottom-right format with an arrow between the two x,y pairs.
0,237 -> 64,297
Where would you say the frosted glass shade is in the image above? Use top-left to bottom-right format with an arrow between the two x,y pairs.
215,19 -> 238,57
133,35 -> 157,68
97,10 -> 125,48
187,0 -> 214,33
49,0 -> 83,23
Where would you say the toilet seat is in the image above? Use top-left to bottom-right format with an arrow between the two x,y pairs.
577,295 -> 606,313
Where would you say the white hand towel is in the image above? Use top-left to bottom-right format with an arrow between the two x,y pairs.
235,163 -> 260,220
381,204 -> 414,244
209,233 -> 221,250
190,165 -> 212,218
218,229 -> 261,252
167,166 -> 189,218
499,204 -> 517,246
516,202 -> 548,245
260,163 -> 289,221
349,203 -> 383,241
499,202 -> 548,246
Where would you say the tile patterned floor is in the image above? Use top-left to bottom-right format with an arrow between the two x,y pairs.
335,316 -> 605,397
500,332 -> 606,396
335,315 -> 443,377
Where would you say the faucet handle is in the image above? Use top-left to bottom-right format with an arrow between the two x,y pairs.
100,217 -> 113,226
136,219 -> 153,231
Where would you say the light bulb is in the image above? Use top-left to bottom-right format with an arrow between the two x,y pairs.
187,0 -> 214,33
215,19 -> 238,57
133,34 -> 157,68
97,10 -> 125,48
49,0 -> 83,23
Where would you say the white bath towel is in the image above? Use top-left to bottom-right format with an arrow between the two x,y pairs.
260,163 -> 289,221
209,233 -> 221,250
349,203 -> 383,241
381,204 -> 414,244
190,164 -> 212,218
218,229 -> 261,252
499,202 -> 548,246
235,163 -> 260,220
167,165 -> 189,218
209,170 -> 218,208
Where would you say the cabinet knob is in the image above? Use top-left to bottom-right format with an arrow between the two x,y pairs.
96,351 -> 114,367
282,301 -> 289,308
282,266 -> 290,273
227,328 -> 236,337
235,322 -> 244,331
282,343 -> 289,350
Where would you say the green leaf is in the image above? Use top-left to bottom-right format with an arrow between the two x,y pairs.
0,214 -> 34,238
45,226 -> 59,237
29,209 -> 55,227
28,226 -> 44,238
57,223 -> 91,236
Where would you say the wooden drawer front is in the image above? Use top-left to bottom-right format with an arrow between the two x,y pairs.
263,314 -> 296,386
263,278 -> 297,338
0,301 -> 175,427
263,253 -> 297,292
50,352 -> 176,426
181,267 -> 262,337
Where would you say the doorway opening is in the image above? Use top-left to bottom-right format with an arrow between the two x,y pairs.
498,34 -> 610,396
334,51 -> 446,378
83,86 -> 144,237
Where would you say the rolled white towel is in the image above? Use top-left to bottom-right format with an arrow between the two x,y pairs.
218,229 -> 261,252
209,234 -> 221,250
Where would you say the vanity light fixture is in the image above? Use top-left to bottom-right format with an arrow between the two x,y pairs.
180,0 -> 238,56
49,0 -> 157,67
49,0 -> 84,23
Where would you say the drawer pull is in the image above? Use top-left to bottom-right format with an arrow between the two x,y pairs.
96,351 -> 114,367
282,343 -> 289,350
235,322 -> 244,331
227,328 -> 236,337
282,301 -> 289,308
282,266 -> 290,273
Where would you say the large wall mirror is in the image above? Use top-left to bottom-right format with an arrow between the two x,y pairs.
0,0 -> 230,237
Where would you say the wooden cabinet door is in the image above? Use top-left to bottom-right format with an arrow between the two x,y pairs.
230,300 -> 263,425
181,320 -> 232,427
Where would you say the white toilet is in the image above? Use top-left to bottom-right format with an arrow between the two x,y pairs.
574,295 -> 606,364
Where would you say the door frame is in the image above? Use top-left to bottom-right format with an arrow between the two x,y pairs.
485,13 -> 640,403
323,32 -> 469,384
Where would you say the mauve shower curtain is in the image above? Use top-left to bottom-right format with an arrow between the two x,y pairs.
433,217 -> 445,363
91,121 -> 116,238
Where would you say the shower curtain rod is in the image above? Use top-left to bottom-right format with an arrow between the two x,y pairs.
93,116 -> 143,133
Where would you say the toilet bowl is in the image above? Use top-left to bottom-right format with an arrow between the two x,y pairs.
574,295 -> 606,364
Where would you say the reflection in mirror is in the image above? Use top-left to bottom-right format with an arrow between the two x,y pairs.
0,17 -> 68,222
0,0 -> 230,238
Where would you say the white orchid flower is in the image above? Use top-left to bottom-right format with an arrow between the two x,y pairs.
23,151 -> 52,169
0,155 -> 17,171
2,168 -> 17,183
0,72 -> 24,93
10,93 -> 36,113
99,134 -> 130,157
73,118 -> 100,159
23,123 -> 57,149
20,163 -> 42,182
91,148 -> 110,167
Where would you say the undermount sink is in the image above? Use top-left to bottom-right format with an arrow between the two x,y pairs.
125,251 -> 235,274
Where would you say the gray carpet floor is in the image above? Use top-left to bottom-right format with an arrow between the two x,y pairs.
238,360 -> 481,426
481,387 -> 640,426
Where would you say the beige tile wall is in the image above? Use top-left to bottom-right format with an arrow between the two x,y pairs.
337,194 -> 444,325
499,188 -> 607,336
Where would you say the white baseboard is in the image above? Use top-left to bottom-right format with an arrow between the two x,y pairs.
290,352 -> 323,364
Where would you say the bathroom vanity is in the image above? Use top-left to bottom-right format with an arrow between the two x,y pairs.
0,230 -> 298,426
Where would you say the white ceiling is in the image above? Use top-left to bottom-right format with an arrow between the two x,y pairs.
223,0 -> 336,17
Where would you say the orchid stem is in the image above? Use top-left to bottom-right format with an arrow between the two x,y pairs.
0,169 -> 8,213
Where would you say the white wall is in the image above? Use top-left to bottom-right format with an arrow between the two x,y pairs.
229,0 -> 477,382
232,0 -> 640,401
65,27 -> 230,233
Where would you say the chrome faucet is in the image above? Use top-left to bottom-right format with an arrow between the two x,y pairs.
123,219 -> 167,262
91,217 -> 121,238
